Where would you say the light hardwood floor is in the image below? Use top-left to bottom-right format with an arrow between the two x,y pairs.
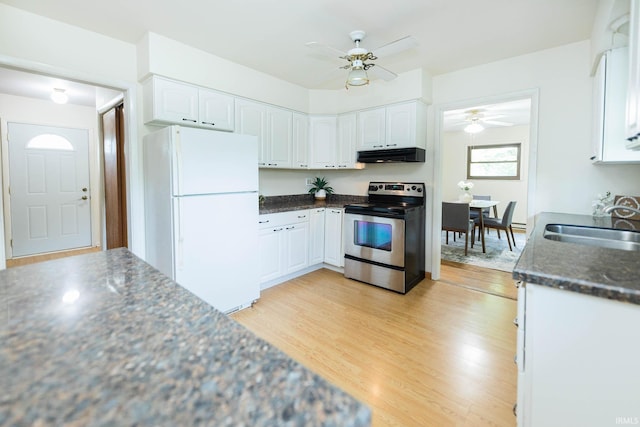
231,265 -> 518,427
5,246 -> 101,268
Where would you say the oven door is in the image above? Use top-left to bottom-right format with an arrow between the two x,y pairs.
343,212 -> 405,267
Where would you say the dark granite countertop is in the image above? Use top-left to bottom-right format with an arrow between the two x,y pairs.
0,248 -> 370,426
260,194 -> 367,215
513,212 -> 640,305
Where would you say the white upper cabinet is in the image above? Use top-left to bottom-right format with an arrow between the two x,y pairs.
292,113 -> 310,169
357,101 -> 426,151
235,99 -> 268,166
386,102 -> 418,149
143,75 -> 235,131
336,113 -> 360,168
592,47 -> 640,163
198,88 -> 235,131
309,116 -> 338,169
235,100 -> 292,168
267,107 -> 293,168
357,107 -> 386,150
626,0 -> 640,148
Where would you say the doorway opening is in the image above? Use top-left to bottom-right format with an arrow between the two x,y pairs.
0,64 -> 133,268
431,90 -> 539,284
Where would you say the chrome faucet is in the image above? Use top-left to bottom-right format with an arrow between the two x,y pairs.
604,205 -> 640,216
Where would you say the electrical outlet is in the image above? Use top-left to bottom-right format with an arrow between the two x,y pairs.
305,178 -> 313,186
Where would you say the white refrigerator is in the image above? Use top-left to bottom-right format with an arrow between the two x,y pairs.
143,125 -> 259,313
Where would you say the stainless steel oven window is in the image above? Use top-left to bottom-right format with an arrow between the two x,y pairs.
354,220 -> 393,251
344,213 -> 405,267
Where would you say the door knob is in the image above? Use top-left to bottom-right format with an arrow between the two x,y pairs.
81,196 -> 88,200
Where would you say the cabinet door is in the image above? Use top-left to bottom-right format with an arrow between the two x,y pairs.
284,222 -> 309,274
309,116 -> 337,169
151,76 -> 198,124
199,89 -> 235,131
337,113 -> 358,168
626,0 -> 640,146
386,102 -> 417,148
357,107 -> 386,150
267,107 -> 293,168
324,208 -> 343,267
309,208 -> 325,265
259,227 -> 284,283
235,99 -> 268,166
292,113 -> 310,169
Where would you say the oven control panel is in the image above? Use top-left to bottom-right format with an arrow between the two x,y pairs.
368,182 -> 424,197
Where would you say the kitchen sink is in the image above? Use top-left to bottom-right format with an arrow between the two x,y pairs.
543,224 -> 640,251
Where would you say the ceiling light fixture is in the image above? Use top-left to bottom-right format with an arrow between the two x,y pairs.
346,59 -> 369,88
464,121 -> 484,134
51,88 -> 68,104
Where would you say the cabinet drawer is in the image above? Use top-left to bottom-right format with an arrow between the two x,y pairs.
259,209 -> 310,228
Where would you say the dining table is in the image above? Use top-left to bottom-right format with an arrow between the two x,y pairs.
451,200 -> 500,253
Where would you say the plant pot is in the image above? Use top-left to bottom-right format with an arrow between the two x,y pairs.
314,189 -> 327,200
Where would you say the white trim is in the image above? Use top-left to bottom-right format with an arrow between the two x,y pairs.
431,88 -> 539,280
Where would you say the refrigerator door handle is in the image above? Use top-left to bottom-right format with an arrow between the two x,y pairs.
176,198 -> 184,270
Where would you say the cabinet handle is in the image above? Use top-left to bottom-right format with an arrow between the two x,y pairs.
325,165 -> 334,168
514,281 -> 523,288
201,121 -> 215,126
273,227 -> 283,232
373,145 -> 384,148
286,226 -> 294,230
513,403 -> 517,417
513,317 -> 518,328
258,220 -> 270,224
387,144 -> 398,147
182,118 -> 197,123
297,215 -> 306,218
81,196 -> 88,200
514,354 -> 517,365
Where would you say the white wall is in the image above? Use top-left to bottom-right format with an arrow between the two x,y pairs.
433,40 -> 640,221
0,94 -> 102,258
442,125 -> 529,225
137,32 -> 309,112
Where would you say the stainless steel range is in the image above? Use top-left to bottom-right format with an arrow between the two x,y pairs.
343,182 -> 426,294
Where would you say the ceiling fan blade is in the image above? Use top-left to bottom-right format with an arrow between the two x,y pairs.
371,35 -> 418,58
481,114 -> 506,121
368,64 -> 397,81
483,120 -> 514,126
305,42 -> 348,60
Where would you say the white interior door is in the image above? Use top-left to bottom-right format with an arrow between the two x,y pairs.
8,122 -> 91,257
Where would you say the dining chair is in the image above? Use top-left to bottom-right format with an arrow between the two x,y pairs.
475,201 -> 517,251
470,195 -> 492,240
442,202 -> 475,255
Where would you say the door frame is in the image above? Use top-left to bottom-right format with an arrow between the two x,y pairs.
430,88 -> 539,280
0,54 -> 143,269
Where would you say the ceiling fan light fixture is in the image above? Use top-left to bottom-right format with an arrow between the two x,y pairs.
464,122 -> 484,134
51,88 -> 68,104
346,59 -> 369,88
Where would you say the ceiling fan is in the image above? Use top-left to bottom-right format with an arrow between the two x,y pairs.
305,30 -> 418,89
456,109 -> 514,133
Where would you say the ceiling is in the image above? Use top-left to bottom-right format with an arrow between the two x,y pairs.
0,0 -> 598,110
443,98 -> 532,132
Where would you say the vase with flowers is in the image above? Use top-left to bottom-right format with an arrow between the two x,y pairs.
457,180 -> 474,203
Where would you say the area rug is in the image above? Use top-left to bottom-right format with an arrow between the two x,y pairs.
440,229 -> 527,272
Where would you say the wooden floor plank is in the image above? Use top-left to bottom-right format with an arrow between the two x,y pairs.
232,265 -> 517,427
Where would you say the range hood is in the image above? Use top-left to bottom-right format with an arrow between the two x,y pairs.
357,147 -> 425,163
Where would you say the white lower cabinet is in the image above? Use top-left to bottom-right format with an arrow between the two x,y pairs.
258,210 -> 309,284
309,208 -> 326,265
516,283 -> 640,426
324,208 -> 344,267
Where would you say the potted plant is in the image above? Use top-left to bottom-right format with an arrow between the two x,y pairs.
308,176 -> 334,200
